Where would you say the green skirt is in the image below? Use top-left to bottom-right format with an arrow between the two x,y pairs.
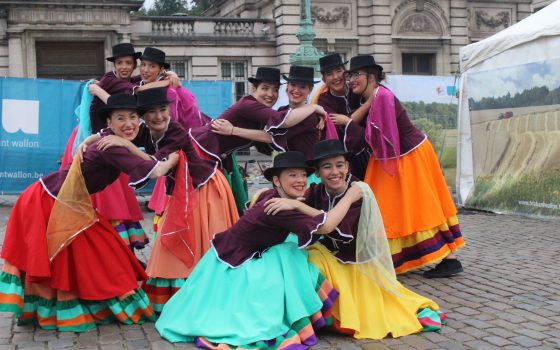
155,241 -> 338,348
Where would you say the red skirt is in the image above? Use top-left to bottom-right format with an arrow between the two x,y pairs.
1,182 -> 147,300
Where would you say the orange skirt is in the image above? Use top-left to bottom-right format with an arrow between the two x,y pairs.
363,140 -> 464,273
145,170 -> 239,279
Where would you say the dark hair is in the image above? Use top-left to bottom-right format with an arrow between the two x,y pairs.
251,80 -> 280,89
364,66 -> 385,83
286,81 -> 314,91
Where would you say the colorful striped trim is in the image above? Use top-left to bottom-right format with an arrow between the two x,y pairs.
418,308 -> 446,333
392,222 -> 465,274
143,278 -> 186,313
0,272 -> 155,332
110,220 -> 149,249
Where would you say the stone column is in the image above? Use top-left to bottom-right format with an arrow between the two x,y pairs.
8,31 -> 24,77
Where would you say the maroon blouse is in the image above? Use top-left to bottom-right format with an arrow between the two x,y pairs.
305,174 -> 361,263
189,95 -> 288,166
275,105 -> 321,160
89,72 -> 142,133
132,121 -> 217,189
40,141 -> 158,197
211,189 -> 326,267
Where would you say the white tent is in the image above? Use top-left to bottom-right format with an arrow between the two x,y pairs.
456,0 -> 560,212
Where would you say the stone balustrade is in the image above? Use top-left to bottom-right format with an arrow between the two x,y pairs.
133,16 -> 275,40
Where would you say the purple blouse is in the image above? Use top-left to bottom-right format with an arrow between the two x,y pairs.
305,174 -> 361,263
132,121 -> 217,189
40,141 -> 158,197
211,189 -> 326,268
89,72 -> 142,133
275,105 -> 321,160
317,88 -> 360,116
189,95 -> 288,166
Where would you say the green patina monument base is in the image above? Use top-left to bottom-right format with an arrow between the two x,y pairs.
289,0 -> 323,76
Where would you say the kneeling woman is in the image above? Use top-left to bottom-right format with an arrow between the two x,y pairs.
0,94 -> 178,332
265,140 -> 446,339
156,151 -> 363,349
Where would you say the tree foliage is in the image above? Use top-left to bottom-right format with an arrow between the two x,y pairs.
401,101 -> 458,128
411,117 -> 444,151
468,85 -> 560,111
135,0 -> 216,16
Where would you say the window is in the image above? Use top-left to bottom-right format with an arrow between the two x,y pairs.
402,54 -> 435,75
221,60 -> 247,102
168,59 -> 188,79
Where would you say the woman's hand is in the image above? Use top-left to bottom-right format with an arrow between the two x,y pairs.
346,183 -> 364,202
97,135 -> 132,151
316,116 -> 325,131
77,141 -> 89,162
88,83 -> 101,96
167,151 -> 180,165
330,113 -> 351,126
165,71 -> 181,88
211,119 -> 235,136
264,197 -> 305,215
313,104 -> 326,117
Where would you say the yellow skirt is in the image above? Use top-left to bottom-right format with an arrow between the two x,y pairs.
364,140 -> 464,273
308,244 -> 440,339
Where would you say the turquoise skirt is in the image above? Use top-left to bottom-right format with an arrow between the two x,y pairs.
155,241 -> 338,348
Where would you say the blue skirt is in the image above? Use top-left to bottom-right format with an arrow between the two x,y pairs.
155,241 -> 338,348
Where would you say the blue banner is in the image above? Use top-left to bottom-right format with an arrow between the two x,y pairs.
0,77 -> 233,194
0,78 -> 83,194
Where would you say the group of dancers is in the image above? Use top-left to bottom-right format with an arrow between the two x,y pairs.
0,42 -> 465,348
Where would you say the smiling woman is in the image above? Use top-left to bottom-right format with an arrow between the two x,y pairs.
0,94 -> 179,332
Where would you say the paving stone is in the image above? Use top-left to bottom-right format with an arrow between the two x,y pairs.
510,335 -> 542,347
483,335 -> 514,347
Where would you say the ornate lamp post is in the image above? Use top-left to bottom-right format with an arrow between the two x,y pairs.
289,0 -> 323,75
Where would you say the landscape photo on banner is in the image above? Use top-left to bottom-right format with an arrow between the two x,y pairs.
465,58 -> 560,217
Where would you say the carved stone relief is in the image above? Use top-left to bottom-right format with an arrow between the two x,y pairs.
8,7 -> 130,27
310,4 -> 351,30
399,13 -> 440,35
467,5 -> 513,39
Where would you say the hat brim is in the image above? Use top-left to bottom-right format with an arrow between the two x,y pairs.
140,56 -> 171,70
347,63 -> 383,73
307,150 -> 352,167
137,99 -> 175,115
319,61 -> 348,74
106,52 -> 142,62
263,166 -> 315,181
282,74 -> 320,84
248,77 -> 282,86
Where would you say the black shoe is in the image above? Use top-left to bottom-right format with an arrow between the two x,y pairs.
423,259 -> 463,278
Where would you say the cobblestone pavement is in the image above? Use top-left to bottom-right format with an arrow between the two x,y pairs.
0,196 -> 559,350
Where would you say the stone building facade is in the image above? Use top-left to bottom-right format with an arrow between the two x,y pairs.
0,0 -> 554,96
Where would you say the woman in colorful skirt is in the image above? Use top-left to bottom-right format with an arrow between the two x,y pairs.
89,47 -> 205,228
342,55 -> 464,278
59,43 -> 149,256
155,151 -> 364,349
86,87 -> 239,312
264,139 -> 446,339
0,94 -> 179,331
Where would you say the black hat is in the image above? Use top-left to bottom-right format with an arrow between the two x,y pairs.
282,65 -> 320,84
106,43 -> 141,62
97,93 -> 138,120
263,151 -> 315,181
348,55 -> 383,73
308,139 -> 351,166
248,67 -> 281,86
319,53 -> 348,74
140,47 -> 170,69
136,87 -> 172,112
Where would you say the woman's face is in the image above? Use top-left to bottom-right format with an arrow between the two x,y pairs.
140,59 -> 164,83
113,56 -> 136,80
252,82 -> 279,108
272,168 -> 308,199
106,109 -> 140,141
286,82 -> 312,106
347,69 -> 373,96
142,104 -> 170,135
322,66 -> 346,95
316,155 -> 349,195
